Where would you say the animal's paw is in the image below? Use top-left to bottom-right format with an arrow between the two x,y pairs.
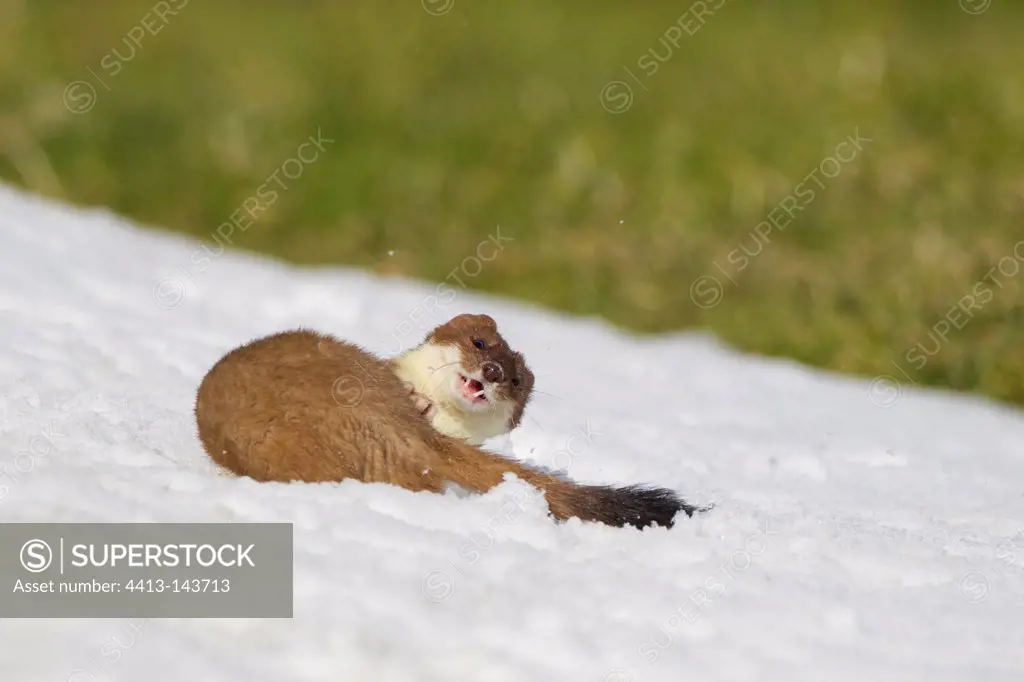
404,382 -> 434,418
412,392 -> 433,417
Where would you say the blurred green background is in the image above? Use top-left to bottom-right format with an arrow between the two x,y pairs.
1,0 -> 1022,404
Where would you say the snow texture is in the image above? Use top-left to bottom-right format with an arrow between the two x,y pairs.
1,184 -> 1022,681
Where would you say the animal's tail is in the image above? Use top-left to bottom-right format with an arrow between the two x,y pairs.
434,436 -> 706,529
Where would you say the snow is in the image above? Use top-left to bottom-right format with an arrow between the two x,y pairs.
1,183 -> 1023,681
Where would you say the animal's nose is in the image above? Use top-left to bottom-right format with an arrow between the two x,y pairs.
482,361 -> 504,383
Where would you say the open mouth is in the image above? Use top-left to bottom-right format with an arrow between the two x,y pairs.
457,373 -> 488,404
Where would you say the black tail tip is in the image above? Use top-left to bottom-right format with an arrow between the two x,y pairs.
589,485 -> 712,530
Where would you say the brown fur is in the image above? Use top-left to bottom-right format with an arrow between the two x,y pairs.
195,328 -> 701,528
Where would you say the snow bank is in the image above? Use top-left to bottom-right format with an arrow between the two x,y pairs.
1,185 -> 1022,681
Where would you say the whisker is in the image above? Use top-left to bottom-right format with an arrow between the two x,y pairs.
429,361 -> 462,376
526,412 -> 546,432
529,389 -> 566,402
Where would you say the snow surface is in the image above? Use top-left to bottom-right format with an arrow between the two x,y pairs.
1,183 -> 1022,682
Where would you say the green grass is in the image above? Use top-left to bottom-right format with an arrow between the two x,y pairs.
2,0 -> 1023,404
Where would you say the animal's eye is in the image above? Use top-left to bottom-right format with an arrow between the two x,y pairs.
472,338 -> 485,349
512,378 -> 520,387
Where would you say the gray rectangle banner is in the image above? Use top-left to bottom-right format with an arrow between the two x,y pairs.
0,523 -> 292,618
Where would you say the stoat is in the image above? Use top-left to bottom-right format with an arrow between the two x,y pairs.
194,314 -> 700,528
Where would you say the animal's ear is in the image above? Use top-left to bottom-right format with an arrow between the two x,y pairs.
514,351 -> 535,392
426,313 -> 498,342
452,313 -> 497,330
